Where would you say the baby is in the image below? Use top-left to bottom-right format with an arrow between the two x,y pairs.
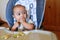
10,4 -> 34,31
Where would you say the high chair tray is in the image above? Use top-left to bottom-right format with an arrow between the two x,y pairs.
0,27 -> 57,40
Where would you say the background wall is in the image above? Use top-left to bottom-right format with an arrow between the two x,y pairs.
0,0 -> 9,21
43,0 -> 60,40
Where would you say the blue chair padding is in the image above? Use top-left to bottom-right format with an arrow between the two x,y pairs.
6,0 -> 18,27
37,0 -> 45,28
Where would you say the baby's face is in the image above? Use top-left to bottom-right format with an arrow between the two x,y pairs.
13,6 -> 27,22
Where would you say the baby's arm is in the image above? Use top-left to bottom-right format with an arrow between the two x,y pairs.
11,22 -> 19,31
21,21 -> 34,30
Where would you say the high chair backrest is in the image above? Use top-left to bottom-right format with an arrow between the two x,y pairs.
6,0 -> 46,29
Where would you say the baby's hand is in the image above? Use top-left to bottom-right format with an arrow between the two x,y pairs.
11,22 -> 19,31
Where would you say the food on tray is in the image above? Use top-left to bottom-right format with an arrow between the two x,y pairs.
13,34 -> 19,38
13,32 -> 25,38
1,34 -> 11,39
1,32 -> 25,39
18,32 -> 25,36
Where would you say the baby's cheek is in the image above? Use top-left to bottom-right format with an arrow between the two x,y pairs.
23,15 -> 26,18
15,18 -> 20,22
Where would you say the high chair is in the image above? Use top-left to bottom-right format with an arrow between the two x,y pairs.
6,0 -> 46,29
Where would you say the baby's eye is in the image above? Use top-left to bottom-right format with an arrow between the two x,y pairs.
18,13 -> 20,15
23,13 -> 26,14
23,12 -> 26,14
